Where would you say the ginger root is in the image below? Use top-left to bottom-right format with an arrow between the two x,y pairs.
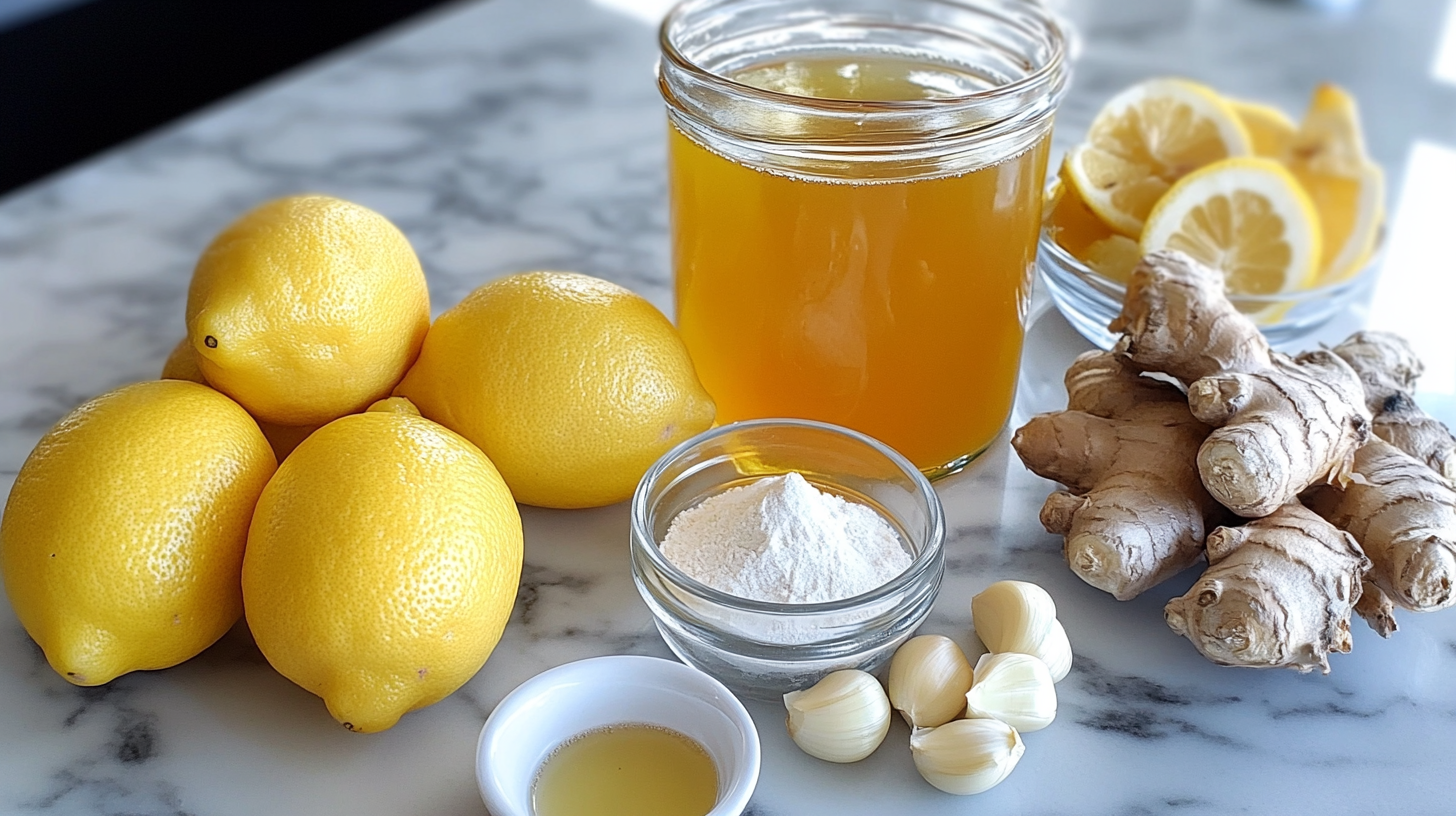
1015,248 -> 1456,671
1110,250 -> 1371,517
1331,331 -> 1456,480
1164,503 -> 1368,674
1013,351 -> 1224,600
1353,579 -> 1398,638
1303,438 -> 1456,614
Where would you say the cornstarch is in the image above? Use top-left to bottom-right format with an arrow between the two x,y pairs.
661,471 -> 911,604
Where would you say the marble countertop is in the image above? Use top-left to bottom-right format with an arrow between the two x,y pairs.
3,0 -> 1456,813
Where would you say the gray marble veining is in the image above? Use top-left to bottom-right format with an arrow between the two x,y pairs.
2,0 -> 1456,813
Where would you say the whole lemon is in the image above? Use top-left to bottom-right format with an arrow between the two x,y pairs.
242,408 -> 523,733
162,337 -> 320,461
161,336 -> 207,383
0,380 -> 276,685
185,194 -> 430,426
395,272 -> 716,508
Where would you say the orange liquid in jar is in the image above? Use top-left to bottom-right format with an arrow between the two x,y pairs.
670,56 -> 1051,473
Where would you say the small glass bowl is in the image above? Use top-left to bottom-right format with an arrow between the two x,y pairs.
630,418 -> 945,701
1037,229 -> 1380,350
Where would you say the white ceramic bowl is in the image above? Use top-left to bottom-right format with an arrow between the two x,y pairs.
476,655 -> 761,816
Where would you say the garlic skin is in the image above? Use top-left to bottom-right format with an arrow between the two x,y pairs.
910,718 -> 1024,795
971,580 -> 1074,682
887,635 -> 973,728
964,652 -> 1057,732
783,669 -> 891,763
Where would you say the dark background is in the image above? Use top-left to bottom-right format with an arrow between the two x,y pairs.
0,0 -> 454,195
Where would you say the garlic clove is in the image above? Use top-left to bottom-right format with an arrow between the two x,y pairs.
909,718 -> 1024,795
964,652 -> 1057,732
970,580 -> 1075,682
783,669 -> 891,763
971,580 -> 1057,655
887,635 -> 973,729
1037,618 -> 1074,683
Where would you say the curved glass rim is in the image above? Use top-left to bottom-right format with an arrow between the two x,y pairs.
1038,225 -> 1384,305
630,417 -> 947,616
658,0 -> 1069,115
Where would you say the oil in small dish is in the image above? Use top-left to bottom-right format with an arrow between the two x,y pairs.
531,722 -> 718,816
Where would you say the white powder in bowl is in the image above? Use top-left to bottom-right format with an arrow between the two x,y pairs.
660,471 -> 911,604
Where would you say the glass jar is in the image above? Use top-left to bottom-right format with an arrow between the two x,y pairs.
658,0 -> 1069,478
629,418 -> 945,700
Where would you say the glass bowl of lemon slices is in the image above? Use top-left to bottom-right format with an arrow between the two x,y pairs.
1038,77 -> 1385,349
1038,224 -> 1379,349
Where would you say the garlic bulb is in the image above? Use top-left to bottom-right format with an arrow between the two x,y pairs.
783,669 -> 890,763
887,635 -> 973,728
971,580 -> 1074,682
964,652 -> 1057,732
910,718 -> 1024,795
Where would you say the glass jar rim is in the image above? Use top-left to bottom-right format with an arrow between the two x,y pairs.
657,0 -> 1069,178
630,417 -> 947,616
658,0 -> 1069,116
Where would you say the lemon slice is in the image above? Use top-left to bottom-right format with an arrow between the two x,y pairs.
1228,98 -> 1297,159
1289,83 -> 1367,176
1287,83 -> 1384,283
1044,162 -> 1142,283
1294,161 -> 1384,283
1044,160 -> 1116,258
1083,235 -> 1142,284
1063,145 -> 1170,238
1140,156 -> 1322,295
1066,78 -> 1252,236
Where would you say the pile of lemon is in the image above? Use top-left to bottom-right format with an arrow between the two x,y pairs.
0,195 -> 715,732
1046,77 -> 1384,305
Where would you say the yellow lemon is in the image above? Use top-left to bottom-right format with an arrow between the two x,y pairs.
1066,77 -> 1251,236
394,271 -> 716,509
1286,83 -> 1385,283
162,337 -> 320,461
1,380 -> 275,685
243,408 -> 522,733
162,336 -> 208,383
1228,97 -> 1298,159
364,396 -> 421,416
1140,156 -> 1322,295
185,194 -> 430,426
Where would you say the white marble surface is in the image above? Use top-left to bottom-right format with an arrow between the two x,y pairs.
3,0 -> 1456,813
